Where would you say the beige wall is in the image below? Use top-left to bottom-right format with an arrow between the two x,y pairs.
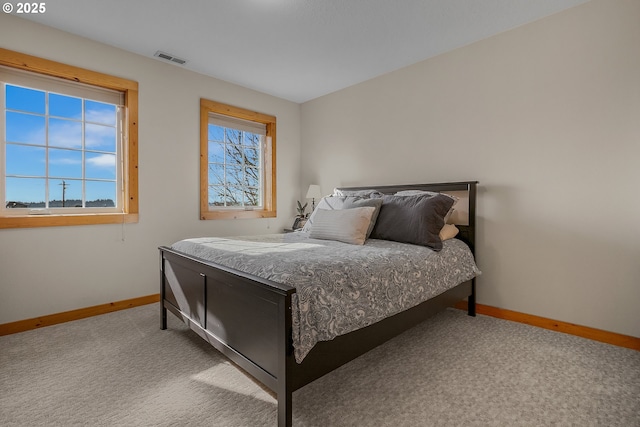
301,0 -> 640,337
2,0 -> 639,339
0,15 -> 302,324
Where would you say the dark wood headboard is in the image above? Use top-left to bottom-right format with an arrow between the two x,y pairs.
336,181 -> 478,254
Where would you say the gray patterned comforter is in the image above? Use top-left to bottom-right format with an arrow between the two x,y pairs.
171,233 -> 481,362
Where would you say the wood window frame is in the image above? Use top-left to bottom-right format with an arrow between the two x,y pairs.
0,48 -> 138,229
200,98 -> 276,220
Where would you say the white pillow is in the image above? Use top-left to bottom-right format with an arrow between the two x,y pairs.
302,196 -> 382,237
302,196 -> 343,232
309,206 -> 376,245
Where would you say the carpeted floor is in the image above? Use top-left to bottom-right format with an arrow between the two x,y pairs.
1,304 -> 638,426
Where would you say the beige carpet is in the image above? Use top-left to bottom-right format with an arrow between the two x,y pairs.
1,304 -> 638,426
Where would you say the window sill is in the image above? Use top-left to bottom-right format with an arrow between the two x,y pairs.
0,213 -> 139,229
200,209 -> 276,220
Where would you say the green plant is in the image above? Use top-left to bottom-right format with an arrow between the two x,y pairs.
296,200 -> 308,217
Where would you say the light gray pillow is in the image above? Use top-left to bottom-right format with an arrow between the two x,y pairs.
303,196 -> 383,238
309,206 -> 376,245
342,197 -> 383,238
302,196 -> 344,232
370,193 -> 455,251
333,188 -> 384,198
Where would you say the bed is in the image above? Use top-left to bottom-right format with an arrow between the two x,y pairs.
160,181 -> 479,426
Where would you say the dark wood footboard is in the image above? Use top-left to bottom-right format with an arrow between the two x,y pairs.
160,247 -> 295,394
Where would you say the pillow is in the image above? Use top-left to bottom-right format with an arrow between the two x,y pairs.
333,188 -> 384,198
302,196 -> 344,232
370,193 -> 455,250
303,196 -> 383,238
439,224 -> 459,241
342,197 -> 383,237
393,190 -> 440,197
393,190 -> 458,224
309,206 -> 376,245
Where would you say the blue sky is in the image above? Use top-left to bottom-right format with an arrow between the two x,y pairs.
4,84 -> 118,207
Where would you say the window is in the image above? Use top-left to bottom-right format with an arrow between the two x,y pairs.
200,99 -> 276,220
0,48 -> 138,229
3,73 -> 122,212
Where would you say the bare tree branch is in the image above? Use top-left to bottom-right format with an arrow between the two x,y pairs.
208,126 -> 262,207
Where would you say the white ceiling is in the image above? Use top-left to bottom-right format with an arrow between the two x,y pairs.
20,0 -> 590,103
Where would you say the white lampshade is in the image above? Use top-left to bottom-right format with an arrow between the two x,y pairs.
306,184 -> 322,200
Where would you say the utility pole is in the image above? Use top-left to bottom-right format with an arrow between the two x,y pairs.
59,180 -> 68,207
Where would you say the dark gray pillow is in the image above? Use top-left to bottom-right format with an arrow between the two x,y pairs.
370,193 -> 455,250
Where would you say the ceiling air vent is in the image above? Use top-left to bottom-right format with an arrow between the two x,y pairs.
154,51 -> 187,65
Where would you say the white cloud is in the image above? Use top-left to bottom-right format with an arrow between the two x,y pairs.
85,109 -> 116,125
85,123 -> 116,149
86,154 -> 116,168
49,119 -> 82,149
49,156 -> 81,165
